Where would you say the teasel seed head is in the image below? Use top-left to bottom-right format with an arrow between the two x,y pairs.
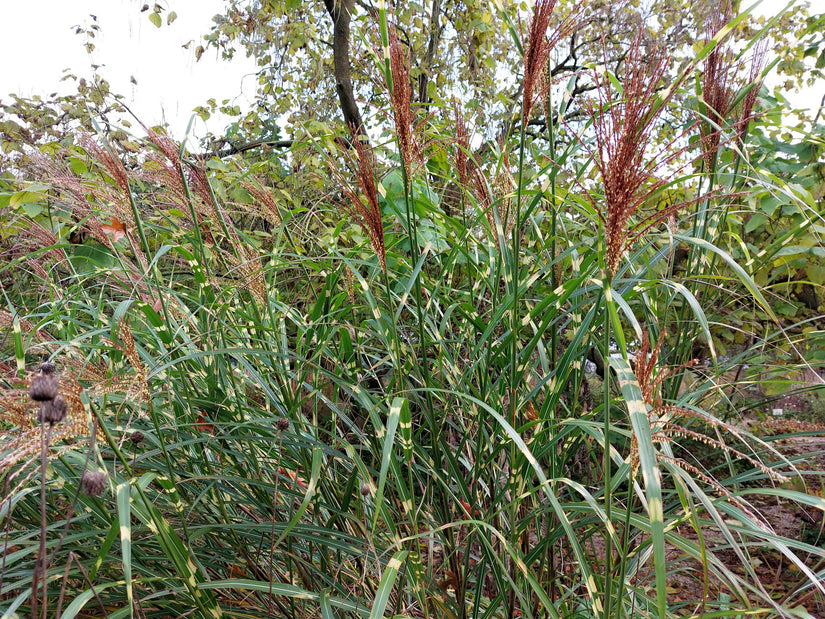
359,483 -> 371,497
130,430 -> 145,445
30,375 -> 59,402
275,418 -> 290,432
81,470 -> 107,497
38,395 -> 68,425
40,361 -> 57,375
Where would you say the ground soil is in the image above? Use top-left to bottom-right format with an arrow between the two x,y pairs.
665,408 -> 825,617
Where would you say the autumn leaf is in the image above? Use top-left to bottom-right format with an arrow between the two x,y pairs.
101,217 -> 128,242
196,412 -> 216,435
278,467 -> 307,488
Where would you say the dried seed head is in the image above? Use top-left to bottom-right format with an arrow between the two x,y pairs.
39,395 -> 68,425
81,470 -> 107,497
30,375 -> 59,402
582,32 -> 691,276
522,0 -> 557,120
386,19 -> 423,177
130,430 -> 145,445
40,361 -> 57,375
359,483 -> 371,497
275,418 -> 290,432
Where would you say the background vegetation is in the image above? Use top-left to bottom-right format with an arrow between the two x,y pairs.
2,0 -> 825,617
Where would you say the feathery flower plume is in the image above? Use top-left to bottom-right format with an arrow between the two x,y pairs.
585,33 -> 692,276
491,146 -> 517,242
522,0 -> 559,121
734,41 -> 767,142
241,179 -> 282,227
699,2 -> 767,167
699,2 -> 735,168
187,157 -> 217,208
79,133 -> 130,194
453,99 -> 471,195
27,144 -> 140,259
230,242 -> 267,307
9,220 -> 62,264
630,330 -> 788,494
469,156 -> 516,249
522,0 -> 581,121
438,98 -> 476,217
1,375 -> 90,484
144,130 -> 189,208
146,131 -> 220,219
336,125 -> 387,272
386,20 -> 423,179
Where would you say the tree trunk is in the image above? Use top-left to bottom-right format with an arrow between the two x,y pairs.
322,0 -> 366,139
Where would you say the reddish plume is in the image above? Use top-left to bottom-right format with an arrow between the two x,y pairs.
585,33 -> 692,276
335,125 -> 387,272
386,20 -> 423,179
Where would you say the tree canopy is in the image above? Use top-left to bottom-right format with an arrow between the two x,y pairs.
198,0 -> 817,150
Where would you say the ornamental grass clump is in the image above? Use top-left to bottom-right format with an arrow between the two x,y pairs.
1,5 -> 824,618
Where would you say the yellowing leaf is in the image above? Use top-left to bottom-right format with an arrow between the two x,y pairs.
149,12 -> 162,28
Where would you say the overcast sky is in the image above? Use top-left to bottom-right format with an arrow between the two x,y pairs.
1,0 -> 821,144
2,0 -> 257,142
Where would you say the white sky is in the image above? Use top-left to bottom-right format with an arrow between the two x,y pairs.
1,0 -> 258,143
1,0 -> 822,146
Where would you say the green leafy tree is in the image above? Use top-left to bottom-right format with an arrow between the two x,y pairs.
200,0 -> 814,150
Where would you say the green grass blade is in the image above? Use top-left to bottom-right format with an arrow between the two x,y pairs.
12,312 -> 25,378
370,550 -> 407,619
272,446 -> 322,548
371,398 -> 402,535
610,356 -> 666,619
398,396 -> 413,463
116,481 -> 134,618
59,580 -> 123,619
200,579 -> 371,617
126,475 -> 224,618
319,588 -> 336,619
674,233 -> 777,322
